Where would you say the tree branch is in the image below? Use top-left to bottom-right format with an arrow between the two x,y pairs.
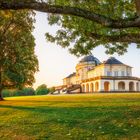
2,84 -> 16,89
0,1 -> 140,29
89,33 -> 140,43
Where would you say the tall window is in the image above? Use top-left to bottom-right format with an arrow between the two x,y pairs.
107,71 -> 111,76
127,72 -> 130,76
121,71 -> 125,76
114,71 -> 118,76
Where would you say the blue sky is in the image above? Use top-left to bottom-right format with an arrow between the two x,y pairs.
33,12 -> 140,88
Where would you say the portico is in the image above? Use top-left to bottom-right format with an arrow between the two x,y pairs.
81,77 -> 140,92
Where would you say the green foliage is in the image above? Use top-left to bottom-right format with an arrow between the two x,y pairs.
21,87 -> 35,96
13,90 -> 24,96
0,10 -> 39,96
2,90 -> 14,97
46,0 -> 139,56
2,87 -> 35,97
35,84 -> 49,95
48,87 -> 55,93
15,87 -> 35,96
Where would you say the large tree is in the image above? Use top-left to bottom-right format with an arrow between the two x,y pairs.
0,10 -> 39,100
0,0 -> 140,56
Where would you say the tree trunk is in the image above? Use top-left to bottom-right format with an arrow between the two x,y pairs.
0,88 -> 3,101
0,67 -> 4,101
135,0 -> 140,16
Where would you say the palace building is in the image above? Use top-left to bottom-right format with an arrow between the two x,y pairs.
63,54 -> 140,93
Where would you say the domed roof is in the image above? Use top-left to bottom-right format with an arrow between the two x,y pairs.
104,57 -> 123,64
79,54 -> 101,64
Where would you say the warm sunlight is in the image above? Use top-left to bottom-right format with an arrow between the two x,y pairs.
33,12 -> 140,88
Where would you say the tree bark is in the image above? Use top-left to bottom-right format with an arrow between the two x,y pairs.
0,88 -> 4,101
135,0 -> 140,16
0,68 -> 4,101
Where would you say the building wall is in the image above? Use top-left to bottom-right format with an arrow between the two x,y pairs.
81,79 -> 140,92
88,64 -> 132,78
104,65 -> 132,76
69,76 -> 77,85
63,78 -> 68,85
63,78 -> 70,85
88,65 -> 104,78
76,62 -> 96,81
63,76 -> 77,86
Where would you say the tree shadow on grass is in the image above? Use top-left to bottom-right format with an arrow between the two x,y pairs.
0,104 -> 134,120
0,104 -> 140,138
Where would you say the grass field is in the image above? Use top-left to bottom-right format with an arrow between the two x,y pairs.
0,93 -> 140,140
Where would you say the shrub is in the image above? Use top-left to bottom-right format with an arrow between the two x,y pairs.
2,87 -> 35,97
13,90 -> 23,96
2,90 -> 13,97
21,87 -> 35,96
48,87 -> 55,93
13,88 -> 35,96
35,84 -> 49,95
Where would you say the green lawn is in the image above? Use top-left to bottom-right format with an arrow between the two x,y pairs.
0,93 -> 140,140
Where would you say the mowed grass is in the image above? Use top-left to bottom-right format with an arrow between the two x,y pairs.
0,93 -> 140,140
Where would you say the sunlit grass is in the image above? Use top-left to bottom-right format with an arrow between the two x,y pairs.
0,93 -> 140,139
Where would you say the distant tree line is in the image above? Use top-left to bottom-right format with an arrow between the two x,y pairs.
2,84 -> 54,97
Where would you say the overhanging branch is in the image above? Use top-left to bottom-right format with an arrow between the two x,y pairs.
0,1 -> 140,29
89,33 -> 140,43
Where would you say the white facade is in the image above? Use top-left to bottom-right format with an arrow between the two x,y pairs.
63,55 -> 140,93
81,79 -> 140,92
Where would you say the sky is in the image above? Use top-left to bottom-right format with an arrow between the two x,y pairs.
32,12 -> 140,89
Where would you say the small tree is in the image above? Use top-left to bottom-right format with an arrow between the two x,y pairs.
35,84 -> 49,95
49,87 -> 55,94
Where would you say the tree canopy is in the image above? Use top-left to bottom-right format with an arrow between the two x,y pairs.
0,0 -> 140,56
35,84 -> 49,95
0,10 -> 39,100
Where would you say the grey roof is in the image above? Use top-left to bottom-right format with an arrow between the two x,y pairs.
104,57 -> 123,64
66,72 -> 76,78
80,54 -> 101,65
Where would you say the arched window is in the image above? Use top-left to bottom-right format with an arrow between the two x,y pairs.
129,82 -> 134,91
118,82 -> 125,91
86,83 -> 89,93
104,82 -> 110,92
90,83 -> 94,92
82,84 -> 85,92
95,82 -> 99,92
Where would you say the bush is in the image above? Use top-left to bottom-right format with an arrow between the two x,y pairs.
12,88 -> 35,96
13,90 -> 23,96
48,87 -> 55,93
2,87 -> 35,97
21,88 -> 35,96
35,84 -> 49,95
2,90 -> 14,97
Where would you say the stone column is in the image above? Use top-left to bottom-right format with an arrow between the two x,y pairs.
99,80 -> 104,92
125,81 -> 129,92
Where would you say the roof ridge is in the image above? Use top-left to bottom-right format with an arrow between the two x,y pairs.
104,57 -> 123,64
